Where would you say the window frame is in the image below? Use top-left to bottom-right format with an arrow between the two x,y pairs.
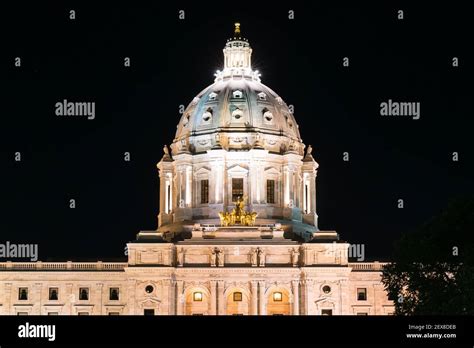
79,287 -> 89,301
266,179 -> 276,204
49,287 -> 59,301
109,287 -> 120,301
200,179 -> 209,204
18,288 -> 28,301
233,292 -> 243,302
231,178 -> 244,202
357,288 -> 367,301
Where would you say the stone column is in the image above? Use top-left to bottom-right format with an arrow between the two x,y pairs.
284,167 -> 290,206
185,165 -> 192,207
310,173 -> 316,216
217,281 -> 225,315
216,162 -> 224,204
210,281 -> 217,315
250,164 -> 257,204
292,280 -> 300,315
250,281 -> 258,315
258,281 -> 266,315
159,171 -> 166,216
176,281 -> 184,315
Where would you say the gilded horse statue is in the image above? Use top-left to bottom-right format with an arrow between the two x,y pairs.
218,196 -> 258,226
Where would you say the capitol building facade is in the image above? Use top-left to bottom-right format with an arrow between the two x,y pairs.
0,24 -> 394,316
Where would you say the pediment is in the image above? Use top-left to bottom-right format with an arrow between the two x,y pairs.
264,166 -> 280,175
227,164 -> 248,174
194,166 -> 211,176
139,298 -> 161,309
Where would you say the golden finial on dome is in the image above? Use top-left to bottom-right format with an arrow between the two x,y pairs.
234,22 -> 241,37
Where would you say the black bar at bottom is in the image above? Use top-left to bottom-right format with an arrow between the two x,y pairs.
0,315 -> 472,345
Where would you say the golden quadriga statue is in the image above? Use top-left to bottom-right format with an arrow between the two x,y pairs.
218,196 -> 258,226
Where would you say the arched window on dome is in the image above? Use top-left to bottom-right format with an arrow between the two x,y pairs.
258,92 -> 267,101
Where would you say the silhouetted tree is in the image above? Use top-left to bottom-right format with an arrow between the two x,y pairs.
382,196 -> 474,315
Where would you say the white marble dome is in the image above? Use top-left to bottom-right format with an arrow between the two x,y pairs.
159,23 -> 318,229
171,26 -> 303,156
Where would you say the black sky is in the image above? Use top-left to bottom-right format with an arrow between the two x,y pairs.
1,2 -> 473,261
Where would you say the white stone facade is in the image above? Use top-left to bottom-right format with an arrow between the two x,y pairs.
0,258 -> 393,316
0,24 -> 394,315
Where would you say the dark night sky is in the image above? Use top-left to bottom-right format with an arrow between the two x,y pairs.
1,2 -> 472,261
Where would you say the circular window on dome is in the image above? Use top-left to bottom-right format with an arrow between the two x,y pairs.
263,110 -> 273,124
145,285 -> 154,294
322,285 -> 331,294
202,109 -> 213,124
232,108 -> 244,122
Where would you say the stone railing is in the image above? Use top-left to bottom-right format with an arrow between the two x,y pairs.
348,262 -> 389,271
0,261 -> 127,271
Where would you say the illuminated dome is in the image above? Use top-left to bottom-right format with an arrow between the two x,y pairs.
159,23 -> 319,230
171,23 -> 303,156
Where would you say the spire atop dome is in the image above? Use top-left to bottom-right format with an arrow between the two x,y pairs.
234,22 -> 241,38
215,23 -> 261,82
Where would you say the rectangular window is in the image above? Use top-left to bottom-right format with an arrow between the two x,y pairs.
357,288 -> 367,301
17,312 -> 28,316
18,288 -> 28,300
233,292 -> 243,302
79,288 -> 89,301
108,312 -> 120,316
78,312 -> 89,316
321,309 -> 333,316
144,309 -> 155,316
48,312 -> 58,316
193,292 -> 203,302
49,287 -> 59,301
109,288 -> 119,301
201,179 -> 209,204
357,312 -> 368,316
232,178 -> 244,202
266,179 -> 275,204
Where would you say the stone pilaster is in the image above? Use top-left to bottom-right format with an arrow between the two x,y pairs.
95,283 -> 103,315
292,280 -> 300,315
258,280 -> 266,315
210,280 -> 217,315
176,281 -> 184,315
250,281 -> 258,315
217,281 -> 225,315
